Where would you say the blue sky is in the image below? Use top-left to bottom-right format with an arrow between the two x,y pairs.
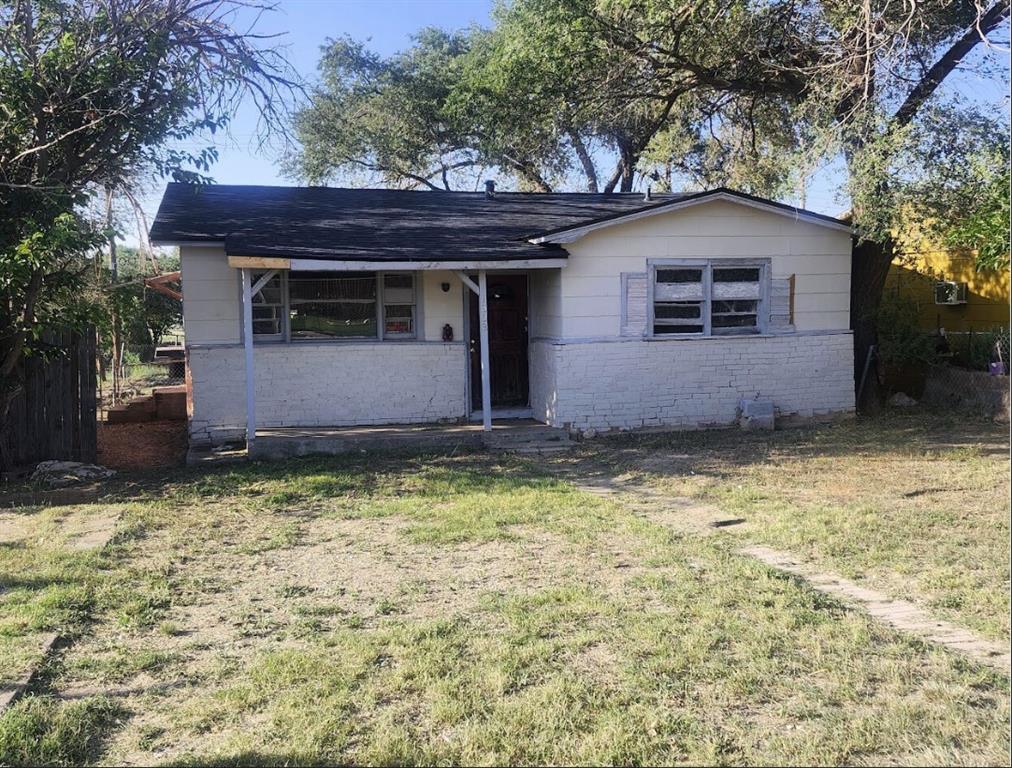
133,0 -> 1009,244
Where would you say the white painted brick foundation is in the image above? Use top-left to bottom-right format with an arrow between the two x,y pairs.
530,332 -> 855,433
187,342 -> 468,444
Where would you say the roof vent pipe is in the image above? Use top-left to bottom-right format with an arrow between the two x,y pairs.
484,179 -> 496,198
644,185 -> 652,202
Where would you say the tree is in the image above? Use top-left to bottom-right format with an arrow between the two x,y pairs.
100,246 -> 182,349
1,0 -> 297,460
896,103 -> 1010,271
544,0 -> 1008,404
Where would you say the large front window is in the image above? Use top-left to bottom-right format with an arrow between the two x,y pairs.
250,271 -> 416,341
652,261 -> 766,337
289,271 -> 377,339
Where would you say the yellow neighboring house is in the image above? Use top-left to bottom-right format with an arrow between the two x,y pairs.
886,223 -> 1010,333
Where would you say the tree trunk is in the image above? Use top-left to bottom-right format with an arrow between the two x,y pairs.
568,130 -> 599,193
851,237 -> 895,412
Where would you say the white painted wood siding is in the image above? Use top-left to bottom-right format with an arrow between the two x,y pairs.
180,246 -> 240,344
180,250 -> 465,345
421,270 -> 465,341
557,199 -> 851,338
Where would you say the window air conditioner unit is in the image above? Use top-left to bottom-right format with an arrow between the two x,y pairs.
933,281 -> 967,306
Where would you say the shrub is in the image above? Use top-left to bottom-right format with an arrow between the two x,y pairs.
876,294 -> 939,369
951,327 -> 1011,372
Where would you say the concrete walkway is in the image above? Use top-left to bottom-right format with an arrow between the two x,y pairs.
742,545 -> 1011,672
562,461 -> 1010,674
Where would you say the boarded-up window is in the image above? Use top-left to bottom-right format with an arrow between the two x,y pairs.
621,272 -> 648,336
768,275 -> 794,331
653,268 -> 705,335
650,261 -> 768,337
710,267 -> 760,335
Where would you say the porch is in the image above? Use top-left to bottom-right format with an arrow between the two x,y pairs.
231,257 -> 559,453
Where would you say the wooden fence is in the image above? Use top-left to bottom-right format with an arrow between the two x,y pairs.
1,329 -> 97,471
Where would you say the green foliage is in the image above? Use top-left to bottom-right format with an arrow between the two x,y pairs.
894,103 -> 1010,271
291,31 -> 477,190
942,159 -> 1010,271
875,293 -> 939,369
99,248 -> 182,348
951,326 -> 1011,371
0,0 -> 294,429
0,696 -> 122,766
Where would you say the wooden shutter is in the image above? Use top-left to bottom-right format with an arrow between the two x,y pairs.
621,272 -> 648,337
768,275 -> 794,332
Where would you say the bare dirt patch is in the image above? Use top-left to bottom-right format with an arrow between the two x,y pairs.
0,508 -> 120,550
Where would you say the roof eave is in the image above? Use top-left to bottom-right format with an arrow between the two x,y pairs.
527,189 -> 853,245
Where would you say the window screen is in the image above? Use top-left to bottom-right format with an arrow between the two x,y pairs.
382,273 -> 416,338
288,271 -> 377,339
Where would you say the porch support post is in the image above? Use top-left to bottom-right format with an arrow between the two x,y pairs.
477,270 -> 492,432
240,267 -> 256,451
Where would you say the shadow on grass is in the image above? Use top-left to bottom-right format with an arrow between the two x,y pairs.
170,752 -> 334,767
570,411 -> 1008,488
2,412 -> 1004,512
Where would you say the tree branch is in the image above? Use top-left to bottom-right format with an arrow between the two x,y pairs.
892,1 -> 1010,130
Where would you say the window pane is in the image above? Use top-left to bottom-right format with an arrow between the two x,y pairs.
252,272 -> 283,336
252,319 -> 279,335
289,272 -> 376,302
252,305 -> 282,336
712,314 -> 758,328
654,323 -> 704,335
655,302 -> 701,319
712,299 -> 758,314
713,267 -> 760,283
384,303 -> 414,336
290,302 -> 377,339
383,273 -> 413,290
657,268 -> 702,283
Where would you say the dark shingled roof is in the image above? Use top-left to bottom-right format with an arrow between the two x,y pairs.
149,183 -> 689,262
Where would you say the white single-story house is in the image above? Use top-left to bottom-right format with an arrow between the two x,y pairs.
149,183 -> 856,450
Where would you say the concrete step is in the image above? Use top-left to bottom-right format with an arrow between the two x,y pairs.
483,424 -> 575,455
105,393 -> 161,424
510,443 -> 575,455
483,424 -> 571,447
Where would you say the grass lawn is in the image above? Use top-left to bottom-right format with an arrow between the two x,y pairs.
0,413 -> 1008,766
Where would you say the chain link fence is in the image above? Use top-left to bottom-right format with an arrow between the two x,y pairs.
918,326 -> 1011,421
98,337 -> 184,419
940,326 -> 1010,374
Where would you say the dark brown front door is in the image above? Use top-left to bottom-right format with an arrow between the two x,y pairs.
469,274 -> 529,410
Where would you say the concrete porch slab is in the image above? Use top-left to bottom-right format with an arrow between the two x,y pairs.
247,420 -> 571,461
252,423 -> 483,460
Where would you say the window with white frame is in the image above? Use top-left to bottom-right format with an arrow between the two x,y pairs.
251,271 -> 285,339
652,261 -> 765,336
381,273 -> 416,338
250,271 -> 417,341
